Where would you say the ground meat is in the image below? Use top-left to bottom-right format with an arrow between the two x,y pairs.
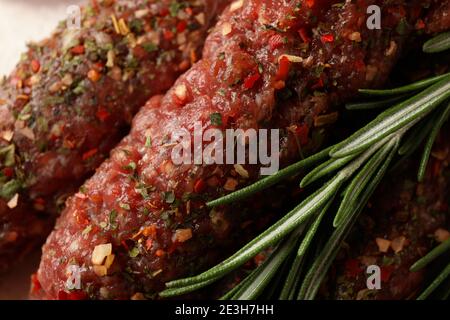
34,0 -> 439,300
0,0 -> 229,272
327,128 -> 450,300
425,1 -> 450,34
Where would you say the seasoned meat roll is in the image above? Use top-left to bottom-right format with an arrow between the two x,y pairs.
34,0 -> 439,299
0,0 -> 229,272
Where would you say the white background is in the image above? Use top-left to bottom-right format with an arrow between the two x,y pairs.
0,0 -> 83,299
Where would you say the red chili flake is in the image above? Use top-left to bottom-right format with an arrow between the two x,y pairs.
298,28 -> 311,43
2,167 -> 14,178
305,0 -> 315,8
58,290 -> 88,300
30,273 -> 42,294
155,249 -> 165,257
311,77 -> 324,90
243,73 -> 261,89
344,259 -> 362,278
71,45 -> 85,55
93,62 -> 104,72
90,0 -> 99,12
176,20 -> 187,33
30,60 -> 40,73
321,34 -> 334,43
381,265 -> 395,282
159,7 -> 169,17
163,29 -> 174,40
276,56 -> 291,81
82,148 -> 98,161
145,238 -> 153,251
121,240 -> 130,251
432,159 -> 442,177
295,124 -> 309,146
185,7 -> 193,15
354,59 -> 366,71
269,34 -> 285,51
96,107 -> 110,122
34,198 -> 46,211
194,178 -> 206,193
415,19 -> 426,30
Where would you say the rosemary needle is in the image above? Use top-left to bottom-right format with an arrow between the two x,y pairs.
410,238 -> 450,272
423,31 -> 450,53
358,73 -> 450,96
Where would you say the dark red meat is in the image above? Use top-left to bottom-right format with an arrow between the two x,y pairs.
35,0 -> 439,299
0,0 -> 229,272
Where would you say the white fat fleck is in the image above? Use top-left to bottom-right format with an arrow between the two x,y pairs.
69,240 -> 79,252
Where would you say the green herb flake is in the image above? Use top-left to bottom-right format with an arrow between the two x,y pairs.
82,225 -> 92,235
210,113 -> 223,126
129,246 -> 140,258
164,191 -> 175,204
119,203 -> 131,210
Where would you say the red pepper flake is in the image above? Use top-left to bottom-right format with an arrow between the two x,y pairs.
415,19 -> 426,30
194,178 -> 206,193
30,273 -> 41,294
163,29 -> 174,40
30,60 -> 40,73
155,249 -> 165,257
269,34 -> 285,51
305,0 -> 315,8
90,0 -> 99,12
381,265 -> 395,282
243,73 -> 261,90
96,107 -> 110,122
311,77 -> 324,90
295,124 -> 310,146
87,69 -> 101,82
82,148 -> 98,161
354,59 -> 366,71
185,7 -> 193,15
276,56 -> 291,81
34,197 -> 46,211
176,20 -> 187,33
345,259 -> 362,278
2,167 -> 14,178
159,7 -> 169,17
58,290 -> 88,300
321,34 -> 334,43
71,45 -> 85,55
298,28 -> 311,43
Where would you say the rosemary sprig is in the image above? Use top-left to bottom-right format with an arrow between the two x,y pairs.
160,33 -> 450,300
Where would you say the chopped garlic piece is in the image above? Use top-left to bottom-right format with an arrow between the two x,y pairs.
221,22 -> 232,36
279,54 -> 303,63
93,265 -> 108,277
92,243 -> 112,265
375,238 -> 391,253
7,193 -> 19,209
230,0 -> 244,11
234,164 -> 249,178
0,130 -> 14,142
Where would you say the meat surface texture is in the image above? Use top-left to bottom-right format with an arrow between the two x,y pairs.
0,0 -> 229,272
35,0 -> 441,299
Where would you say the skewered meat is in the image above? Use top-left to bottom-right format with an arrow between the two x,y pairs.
34,0 -> 441,299
0,0 -> 229,272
